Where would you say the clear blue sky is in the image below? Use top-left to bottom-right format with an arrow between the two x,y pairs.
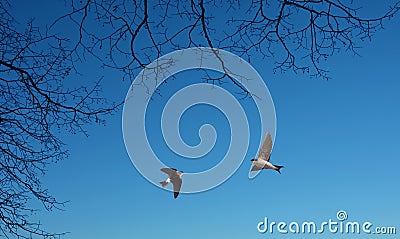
11,1 -> 400,238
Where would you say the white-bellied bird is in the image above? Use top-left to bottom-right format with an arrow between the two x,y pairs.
250,132 -> 284,174
160,168 -> 184,199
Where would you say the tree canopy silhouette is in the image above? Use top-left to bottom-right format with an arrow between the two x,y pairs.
0,1 -> 117,238
54,0 -> 400,82
1,0 -> 399,238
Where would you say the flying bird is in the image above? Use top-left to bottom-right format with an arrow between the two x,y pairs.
250,131 -> 284,174
160,168 -> 184,199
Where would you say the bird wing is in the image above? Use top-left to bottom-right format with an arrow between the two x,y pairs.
160,168 -> 177,177
251,164 -> 263,171
257,131 -> 272,161
171,177 -> 182,199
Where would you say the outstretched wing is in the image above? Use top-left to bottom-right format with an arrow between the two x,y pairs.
251,164 -> 263,171
161,168 -> 177,177
171,177 -> 182,199
257,131 -> 272,161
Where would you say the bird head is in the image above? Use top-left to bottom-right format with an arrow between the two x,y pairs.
250,159 -> 256,162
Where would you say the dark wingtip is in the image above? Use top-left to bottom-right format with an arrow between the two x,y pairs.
174,192 -> 179,199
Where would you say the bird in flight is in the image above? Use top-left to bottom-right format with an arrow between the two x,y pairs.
250,131 -> 284,174
160,168 -> 184,199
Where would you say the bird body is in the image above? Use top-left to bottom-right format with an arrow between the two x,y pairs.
160,168 -> 183,199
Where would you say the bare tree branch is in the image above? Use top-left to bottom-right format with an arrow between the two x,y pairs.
0,1 -> 118,238
51,0 -> 400,86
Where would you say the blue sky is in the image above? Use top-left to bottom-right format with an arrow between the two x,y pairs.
10,1 -> 400,238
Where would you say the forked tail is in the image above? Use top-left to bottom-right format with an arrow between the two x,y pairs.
160,181 -> 168,188
274,165 -> 284,174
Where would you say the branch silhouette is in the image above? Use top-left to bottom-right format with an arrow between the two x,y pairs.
0,1 -> 118,238
1,0 -> 399,238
